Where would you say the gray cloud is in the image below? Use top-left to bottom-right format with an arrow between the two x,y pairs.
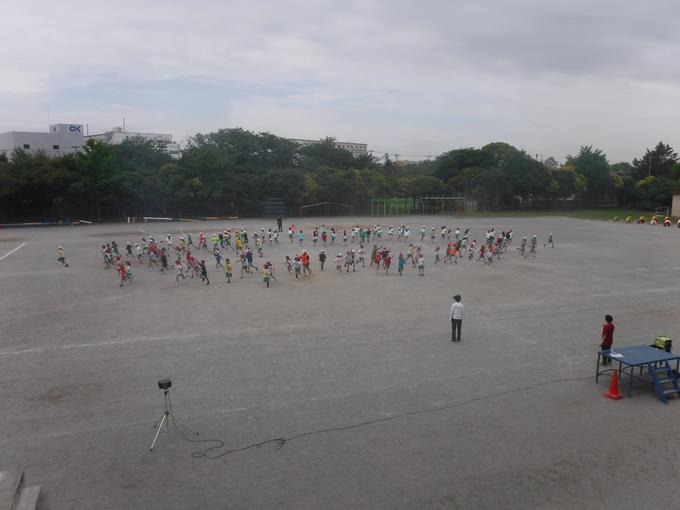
1,0 -> 679,161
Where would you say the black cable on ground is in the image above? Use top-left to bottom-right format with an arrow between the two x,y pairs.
171,374 -> 593,460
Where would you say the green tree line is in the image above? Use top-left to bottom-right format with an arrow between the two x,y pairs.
1,128 -> 678,222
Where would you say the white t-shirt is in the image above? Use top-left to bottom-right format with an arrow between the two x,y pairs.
450,302 -> 464,320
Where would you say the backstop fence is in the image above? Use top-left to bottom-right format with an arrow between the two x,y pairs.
371,195 -> 467,216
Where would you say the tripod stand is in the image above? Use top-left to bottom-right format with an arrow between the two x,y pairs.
149,387 -> 199,451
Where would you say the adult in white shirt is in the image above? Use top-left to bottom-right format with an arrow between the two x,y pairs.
450,294 -> 464,342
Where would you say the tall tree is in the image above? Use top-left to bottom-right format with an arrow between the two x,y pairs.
566,146 -> 612,205
474,168 -> 510,211
499,150 -> 551,207
632,142 -> 678,181
262,169 -> 307,211
400,175 -> 445,198
433,148 -> 488,181
480,142 -> 519,167
550,164 -> 586,204
117,137 -> 172,217
635,176 -> 678,207
74,140 -> 122,220
447,167 -> 483,195
609,162 -> 636,206
298,138 -> 355,171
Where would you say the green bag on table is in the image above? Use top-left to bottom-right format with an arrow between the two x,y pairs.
654,336 -> 671,349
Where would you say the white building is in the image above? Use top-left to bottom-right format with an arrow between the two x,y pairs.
290,138 -> 368,158
85,127 -> 181,159
0,124 -> 84,158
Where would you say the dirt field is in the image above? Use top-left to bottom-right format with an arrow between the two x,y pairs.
1,216 -> 679,509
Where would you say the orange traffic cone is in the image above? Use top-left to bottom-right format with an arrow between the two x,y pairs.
603,369 -> 624,400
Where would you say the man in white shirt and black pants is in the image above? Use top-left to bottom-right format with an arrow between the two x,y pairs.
450,294 -> 464,342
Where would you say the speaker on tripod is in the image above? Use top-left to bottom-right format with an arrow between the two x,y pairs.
149,378 -> 199,451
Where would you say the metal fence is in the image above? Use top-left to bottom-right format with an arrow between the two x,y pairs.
370,196 -> 466,216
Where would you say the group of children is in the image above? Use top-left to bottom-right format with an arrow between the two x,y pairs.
82,222 -> 557,288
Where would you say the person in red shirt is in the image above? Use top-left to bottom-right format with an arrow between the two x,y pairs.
383,252 -> 391,275
116,263 -> 127,287
300,251 -> 311,275
600,314 -> 615,365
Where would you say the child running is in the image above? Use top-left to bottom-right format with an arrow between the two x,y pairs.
529,235 -> 537,258
518,237 -> 527,259
265,261 -> 278,282
175,260 -> 186,284
160,250 -> 168,273
300,251 -> 312,275
116,263 -> 126,287
544,233 -> 556,248
124,261 -> 134,283
383,251 -> 392,275
199,260 -> 210,285
293,256 -> 302,279
57,246 -> 69,267
213,247 -> 223,269
240,253 -> 249,278
102,245 -> 112,269
223,258 -> 232,283
344,251 -> 353,272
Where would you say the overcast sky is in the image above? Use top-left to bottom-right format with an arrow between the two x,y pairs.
2,0 -> 679,162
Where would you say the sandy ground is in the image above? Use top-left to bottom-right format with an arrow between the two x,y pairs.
1,215 -> 679,510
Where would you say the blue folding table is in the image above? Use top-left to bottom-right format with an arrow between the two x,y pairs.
596,345 -> 680,398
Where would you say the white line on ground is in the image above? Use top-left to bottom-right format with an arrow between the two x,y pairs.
0,242 -> 26,261
0,333 -> 206,356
